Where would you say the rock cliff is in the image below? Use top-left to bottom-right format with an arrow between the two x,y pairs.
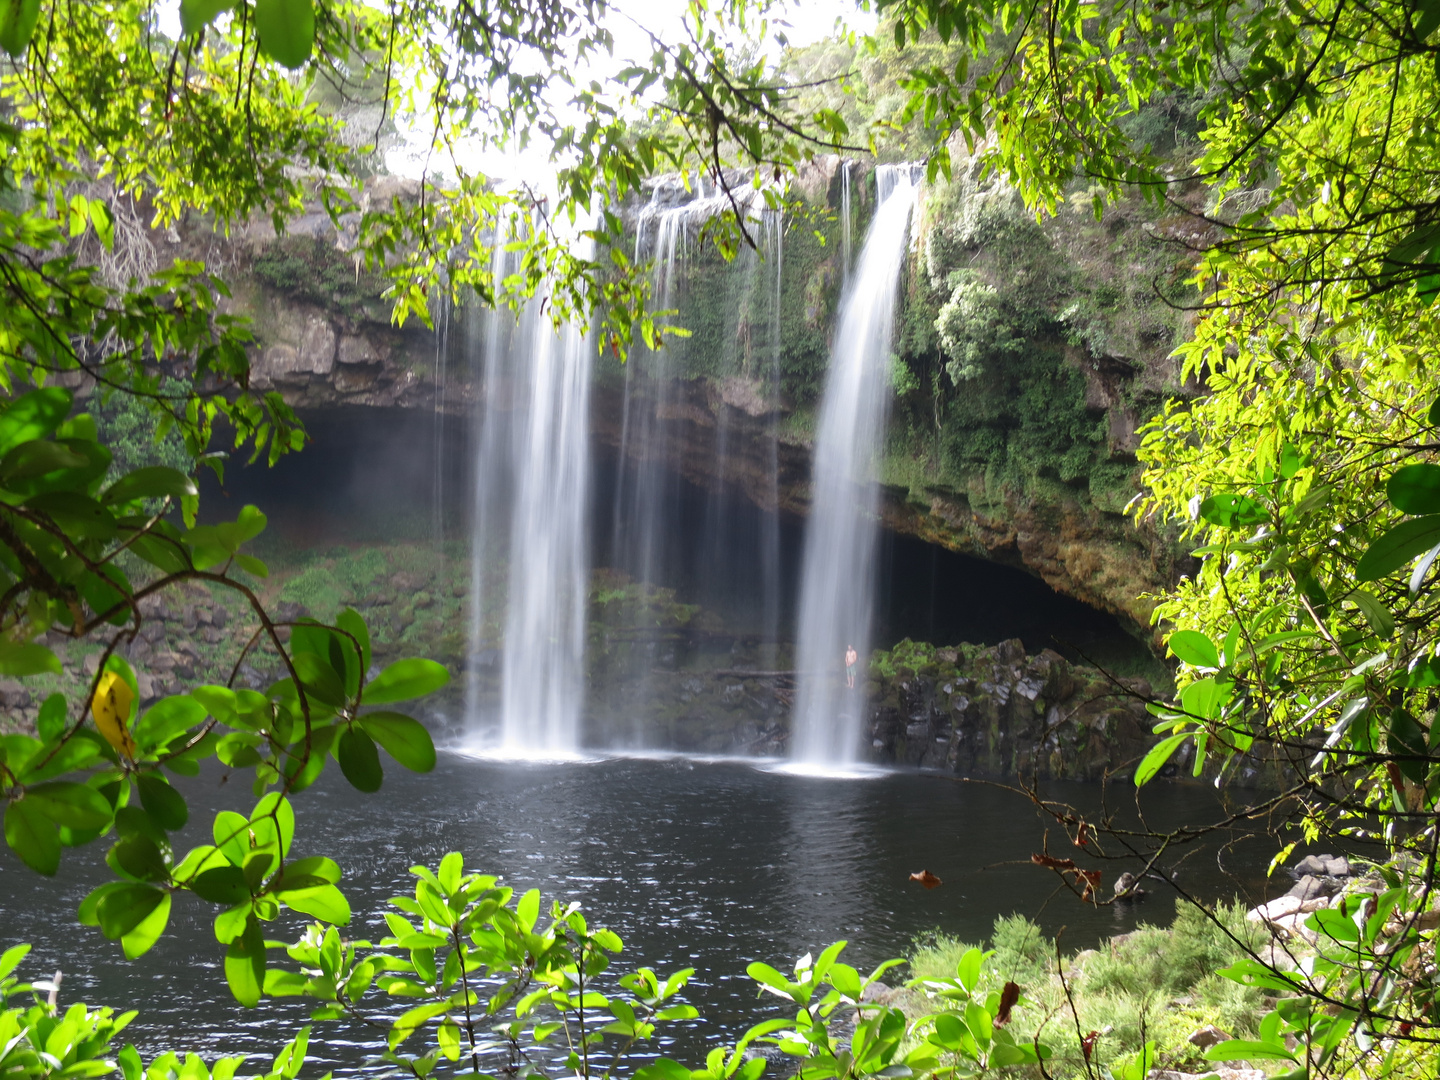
152,162 -> 1198,644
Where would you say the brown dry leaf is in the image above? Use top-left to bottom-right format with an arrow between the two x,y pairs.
1031,853 -> 1077,871
995,981 -> 1021,1026
909,870 -> 942,889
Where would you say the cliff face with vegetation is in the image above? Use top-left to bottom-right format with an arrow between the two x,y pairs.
200,159 -> 1200,643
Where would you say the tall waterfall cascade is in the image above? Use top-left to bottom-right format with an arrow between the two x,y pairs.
608,181 -> 788,699
790,165 -> 922,770
465,242 -> 595,758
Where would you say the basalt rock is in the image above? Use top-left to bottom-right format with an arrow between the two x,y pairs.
864,638 -> 1159,780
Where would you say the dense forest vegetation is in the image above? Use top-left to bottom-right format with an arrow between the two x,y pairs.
3,0 -> 1440,1078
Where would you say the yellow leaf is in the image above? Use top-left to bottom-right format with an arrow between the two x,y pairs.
92,670 -> 136,758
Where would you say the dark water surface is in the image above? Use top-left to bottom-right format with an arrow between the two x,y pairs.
0,755 -> 1279,1071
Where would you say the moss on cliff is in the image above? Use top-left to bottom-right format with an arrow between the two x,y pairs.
252,234 -> 390,320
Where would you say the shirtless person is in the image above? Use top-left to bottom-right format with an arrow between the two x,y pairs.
845,645 -> 858,689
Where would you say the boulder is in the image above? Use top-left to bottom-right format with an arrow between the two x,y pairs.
1186,1025 -> 1231,1051
1247,895 -> 1303,923
1286,874 -> 1339,902
1323,855 -> 1351,877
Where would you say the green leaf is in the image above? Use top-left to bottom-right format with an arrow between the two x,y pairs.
336,608 -> 371,672
0,942 -> 29,980
134,695 -> 208,750
24,737 -> 99,785
225,916 -> 266,1007
360,712 -> 436,773
108,834 -> 168,882
0,439 -> 87,483
25,491 -> 117,540
956,947 -> 982,991
293,652 -> 348,708
179,0 -> 236,34
0,641 -> 62,676
1389,709 -> 1429,782
5,797 -> 60,874
1167,630 -> 1218,668
26,781 -> 113,830
1277,442 -> 1304,480
102,467 -> 198,505
234,554 -> 269,578
279,883 -> 351,924
97,883 -> 166,940
115,805 -> 166,844
1134,733 -> 1188,787
120,892 -> 171,959
281,855 -> 342,885
213,810 -> 251,865
1417,0 -> 1440,40
250,792 -> 295,855
117,1046 -> 141,1080
1357,515 -> 1440,581
1350,589 -> 1395,638
35,692 -> 66,741
336,726 -> 383,792
255,0 -> 315,69
187,686 -> 237,728
128,532 -> 193,574
634,1060 -> 691,1080
0,389 -> 71,454
1198,493 -> 1269,528
0,0 -> 35,57
191,865 -> 250,905
1180,677 -> 1230,720
1389,463 -> 1440,513
1204,1039 -> 1296,1063
136,774 -> 189,831
363,658 -> 450,704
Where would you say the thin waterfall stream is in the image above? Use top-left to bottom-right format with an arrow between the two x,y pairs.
790,165 -> 921,769
465,239 -> 594,757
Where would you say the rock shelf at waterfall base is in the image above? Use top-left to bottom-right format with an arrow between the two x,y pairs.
586,634 -> 1173,782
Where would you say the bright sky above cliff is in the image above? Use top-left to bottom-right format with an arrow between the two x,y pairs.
154,0 -> 873,184
384,0 -> 876,182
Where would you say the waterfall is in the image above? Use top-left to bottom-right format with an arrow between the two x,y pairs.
790,165 -> 920,769
840,161 -> 853,283
611,205 -> 686,594
465,237 -> 594,758
760,210 -> 784,665
430,295 -> 452,551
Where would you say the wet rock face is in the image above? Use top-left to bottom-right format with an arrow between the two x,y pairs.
864,639 -> 1156,780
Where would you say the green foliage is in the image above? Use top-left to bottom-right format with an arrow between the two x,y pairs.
89,380 -> 193,479
0,382 -> 447,982
909,906 -> 1267,1078
251,237 -> 387,318
942,346 -> 1103,485
278,566 -> 351,622
0,938 -> 315,1080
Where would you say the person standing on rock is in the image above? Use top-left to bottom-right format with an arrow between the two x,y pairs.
845,645 -> 858,689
